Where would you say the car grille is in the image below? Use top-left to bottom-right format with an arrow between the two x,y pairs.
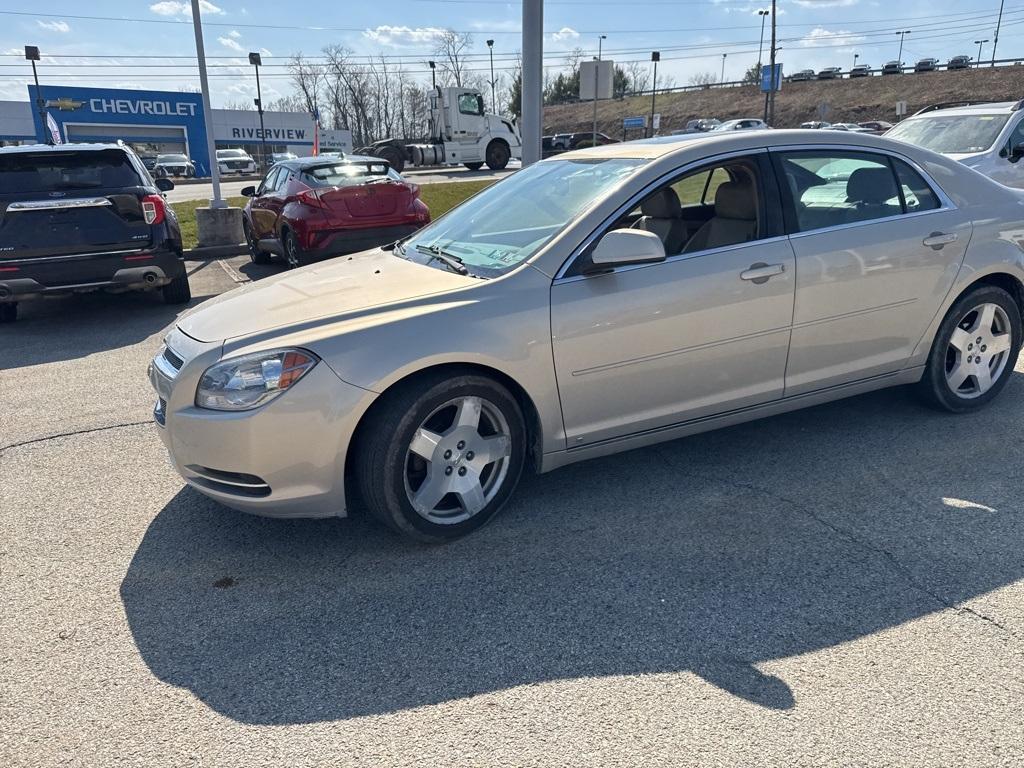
225,160 -> 250,169
186,466 -> 271,497
163,346 -> 184,372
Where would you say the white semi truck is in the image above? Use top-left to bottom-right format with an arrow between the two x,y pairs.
358,87 -> 521,173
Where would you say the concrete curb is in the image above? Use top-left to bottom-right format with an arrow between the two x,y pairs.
184,244 -> 248,261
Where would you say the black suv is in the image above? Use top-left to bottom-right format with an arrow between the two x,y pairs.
0,143 -> 190,323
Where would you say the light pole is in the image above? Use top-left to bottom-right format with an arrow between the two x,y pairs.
767,0 -> 778,125
992,0 -> 1005,65
24,45 -> 50,145
486,39 -> 496,114
649,51 -> 659,137
592,34 -> 606,148
428,60 -> 436,90
757,10 -> 769,69
721,52 -> 727,84
189,0 -> 223,205
248,52 -> 267,171
896,30 -> 911,71
975,39 -> 989,67
521,0 -> 543,165
853,52 -> 859,72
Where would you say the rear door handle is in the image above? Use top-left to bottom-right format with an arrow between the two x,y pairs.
923,231 -> 958,249
740,262 -> 785,284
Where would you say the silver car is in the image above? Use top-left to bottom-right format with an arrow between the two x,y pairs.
150,131 -> 1024,541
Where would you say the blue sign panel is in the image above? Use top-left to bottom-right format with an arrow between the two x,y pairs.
623,116 -> 647,129
29,85 -> 210,175
760,63 -> 783,93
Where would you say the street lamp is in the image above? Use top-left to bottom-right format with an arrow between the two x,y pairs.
248,51 -> 267,171
25,45 -> 50,145
486,39 -> 496,114
721,52 -> 727,84
428,60 -> 436,90
895,30 -> 911,71
592,34 -> 606,148
649,51 -> 660,138
757,10 -> 769,69
853,52 -> 859,72
975,39 -> 989,67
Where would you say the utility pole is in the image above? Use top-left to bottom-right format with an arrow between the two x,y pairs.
249,52 -> 266,171
24,46 -> 50,145
592,34 -> 606,148
992,0 -> 1005,65
428,60 -> 436,90
975,39 -> 988,67
486,39 -> 496,113
768,0 -> 777,125
720,53 -> 727,84
896,30 -> 911,71
757,9 -> 769,69
853,52 -> 859,71
521,0 -> 543,165
190,0 -> 223,206
649,51 -> 659,138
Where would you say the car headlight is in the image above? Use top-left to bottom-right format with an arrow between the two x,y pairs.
196,349 -> 318,411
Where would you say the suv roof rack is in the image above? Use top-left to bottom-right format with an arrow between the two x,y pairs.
914,99 -> 1024,116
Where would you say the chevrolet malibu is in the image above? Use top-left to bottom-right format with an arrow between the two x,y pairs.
150,130 -> 1024,542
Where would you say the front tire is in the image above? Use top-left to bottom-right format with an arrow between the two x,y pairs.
485,140 -> 510,170
356,373 -> 527,543
918,284 -> 1021,412
161,271 -> 192,304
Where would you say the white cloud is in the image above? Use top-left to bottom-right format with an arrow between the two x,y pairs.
800,27 -> 865,47
550,27 -> 580,42
791,0 -> 858,7
36,20 -> 70,33
218,35 -> 244,51
228,29 -> 241,38
149,0 -> 224,17
362,25 -> 449,47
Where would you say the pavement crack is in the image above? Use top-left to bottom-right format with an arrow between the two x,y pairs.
0,420 -> 151,455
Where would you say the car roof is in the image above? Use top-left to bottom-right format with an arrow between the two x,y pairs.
0,142 -> 128,155
910,101 -> 1021,117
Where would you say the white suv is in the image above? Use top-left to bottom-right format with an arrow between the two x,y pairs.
885,101 -> 1024,188
215,148 -> 257,176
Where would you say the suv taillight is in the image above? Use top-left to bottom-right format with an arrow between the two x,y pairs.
141,194 -> 165,225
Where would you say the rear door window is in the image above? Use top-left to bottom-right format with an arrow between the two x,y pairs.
892,159 -> 941,212
0,149 -> 142,194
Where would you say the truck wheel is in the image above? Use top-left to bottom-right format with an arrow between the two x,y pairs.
0,303 -> 17,323
378,145 -> 405,174
162,272 -> 192,305
485,141 -> 510,170
464,162 -> 484,171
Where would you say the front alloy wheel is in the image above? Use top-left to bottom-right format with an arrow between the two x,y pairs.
944,303 -> 1013,398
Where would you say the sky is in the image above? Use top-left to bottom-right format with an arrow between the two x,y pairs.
1,0 -> 1022,108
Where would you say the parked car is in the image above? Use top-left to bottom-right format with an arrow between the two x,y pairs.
140,154 -> 158,172
790,69 -> 815,82
859,120 -> 894,134
149,130 -> 1024,541
0,143 -> 190,323
557,132 -> 617,150
241,155 -> 431,269
676,118 -> 721,134
153,153 -> 195,178
849,64 -> 872,78
270,152 -> 298,164
886,100 -> 1024,188
817,67 -> 842,80
801,121 -> 832,129
711,119 -> 768,132
915,58 -> 939,73
551,133 -> 572,150
829,123 -> 873,133
215,148 -> 257,176
947,55 -> 972,71
882,61 -> 903,75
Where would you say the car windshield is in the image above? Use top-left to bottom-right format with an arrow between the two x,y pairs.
217,149 -> 247,158
301,162 -> 398,187
157,154 -> 187,163
398,157 -> 646,278
886,114 -> 1011,154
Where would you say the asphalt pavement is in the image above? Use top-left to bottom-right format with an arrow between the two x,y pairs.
2,255 -> 1023,766
164,164 -> 517,203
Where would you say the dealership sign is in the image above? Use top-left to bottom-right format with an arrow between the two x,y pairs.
230,126 -> 307,141
89,98 -> 198,117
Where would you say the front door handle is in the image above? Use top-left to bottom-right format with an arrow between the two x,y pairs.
740,262 -> 785,284
923,231 -> 958,249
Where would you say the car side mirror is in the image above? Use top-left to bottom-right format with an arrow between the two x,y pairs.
154,177 -> 174,192
585,229 -> 667,274
241,185 -> 256,197
1010,142 -> 1024,163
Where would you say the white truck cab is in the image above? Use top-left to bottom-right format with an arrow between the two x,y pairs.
886,101 -> 1024,189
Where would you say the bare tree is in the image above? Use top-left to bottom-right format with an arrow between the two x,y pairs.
688,71 -> 717,87
222,100 -> 254,111
433,30 -> 473,88
288,54 -> 326,117
623,60 -> 651,94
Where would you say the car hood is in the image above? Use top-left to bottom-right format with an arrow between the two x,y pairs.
177,248 -> 477,343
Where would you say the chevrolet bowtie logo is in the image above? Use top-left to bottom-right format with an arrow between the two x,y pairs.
45,97 -> 85,111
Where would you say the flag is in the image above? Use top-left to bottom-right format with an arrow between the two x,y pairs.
45,112 -> 62,144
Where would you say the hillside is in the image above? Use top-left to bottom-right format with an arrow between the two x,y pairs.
543,66 -> 1024,135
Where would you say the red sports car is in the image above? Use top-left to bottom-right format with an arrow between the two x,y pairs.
241,155 -> 431,268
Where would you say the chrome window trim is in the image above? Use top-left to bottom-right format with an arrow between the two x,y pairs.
553,147 -> 771,281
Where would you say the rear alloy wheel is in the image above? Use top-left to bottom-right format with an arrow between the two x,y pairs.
282,229 -> 304,269
161,272 -> 192,305
357,373 -> 527,542
919,285 -> 1021,412
244,220 -> 272,265
485,141 -> 510,170
0,303 -> 17,323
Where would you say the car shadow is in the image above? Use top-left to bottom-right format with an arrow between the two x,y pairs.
120,377 -> 1024,725
0,261 -> 220,368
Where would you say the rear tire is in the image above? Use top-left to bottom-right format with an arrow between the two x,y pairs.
161,271 -> 192,305
0,303 -> 17,323
464,162 -> 484,171
244,220 -> 272,265
917,284 -> 1021,412
282,229 -> 305,269
485,140 -> 510,170
356,372 -> 527,543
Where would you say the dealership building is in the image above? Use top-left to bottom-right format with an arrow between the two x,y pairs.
0,85 -> 352,175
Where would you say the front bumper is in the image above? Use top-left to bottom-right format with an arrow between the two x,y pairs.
149,328 -> 378,519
